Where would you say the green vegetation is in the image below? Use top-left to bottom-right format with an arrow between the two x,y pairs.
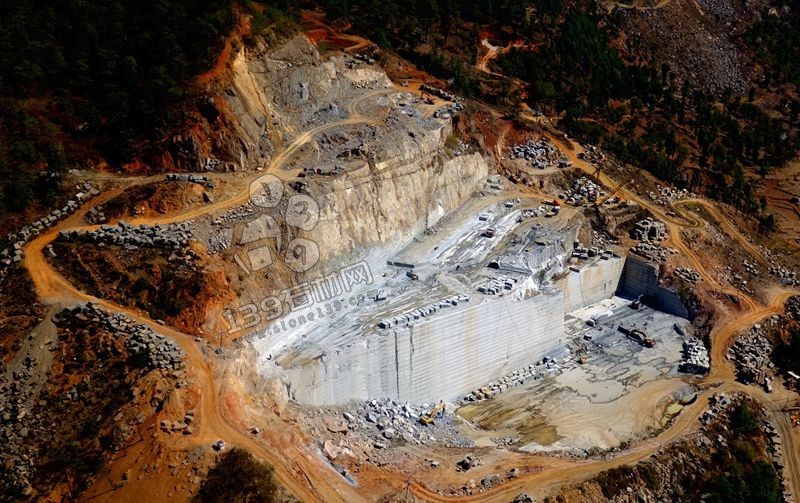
194,448 -> 279,503
746,15 -> 800,88
730,402 -> 758,433
0,0 -> 235,217
774,327 -> 800,375
592,399 -> 780,502
315,0 -> 799,219
493,8 -> 799,215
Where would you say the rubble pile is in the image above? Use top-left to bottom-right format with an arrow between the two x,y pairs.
455,454 -> 483,472
631,218 -> 667,242
769,265 -> 799,286
631,242 -> 671,262
433,101 -> 464,119
674,267 -> 701,283
764,419 -> 793,503
55,303 -> 187,374
510,139 -> 568,170
350,79 -> 381,90
377,294 -> 470,329
159,410 -> 196,436
699,392 -> 733,425
623,8 -> 748,95
577,144 -> 605,164
0,303 -> 186,497
648,184 -> 691,205
420,84 -> 459,102
164,173 -> 217,189
787,296 -> 800,320
559,176 -> 603,206
460,356 -> 566,403
345,54 -> 376,68
477,275 -> 518,295
728,327 -> 773,384
571,240 -> 614,261
0,182 -> 99,274
0,360 -> 38,496
59,221 -> 194,253
86,206 -> 108,224
302,165 -> 344,177
743,259 -> 760,276
318,398 -> 474,450
679,338 -> 709,374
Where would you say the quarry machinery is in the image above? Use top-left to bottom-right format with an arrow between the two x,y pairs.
420,403 -> 446,425
594,174 -> 636,207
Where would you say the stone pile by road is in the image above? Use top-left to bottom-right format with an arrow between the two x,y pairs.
674,267 -> 701,283
728,327 -> 773,385
699,392 -> 733,425
631,218 -> 667,242
59,221 -> 193,253
648,184 -> 691,205
420,84 -> 459,102
55,303 -> 187,374
561,176 -> 602,206
0,182 -> 99,275
510,139 -> 568,170
165,173 -> 216,189
679,338 -> 709,374
631,242 -> 671,262
770,266 -> 799,286
577,144 -> 606,165
433,102 -> 464,119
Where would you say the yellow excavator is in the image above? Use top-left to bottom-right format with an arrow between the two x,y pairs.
420,403 -> 446,425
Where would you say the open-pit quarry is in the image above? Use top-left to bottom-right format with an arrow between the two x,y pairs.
3,27 -> 800,503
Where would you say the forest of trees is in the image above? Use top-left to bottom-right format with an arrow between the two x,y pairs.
0,0 -> 235,216
492,8 -> 799,215
316,0 -> 799,219
2,0 -> 798,223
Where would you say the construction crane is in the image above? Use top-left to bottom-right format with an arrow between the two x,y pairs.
419,403 -> 446,425
594,175 -> 636,207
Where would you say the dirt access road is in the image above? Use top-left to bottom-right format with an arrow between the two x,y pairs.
20,84 -> 800,501
23,89 -> 394,503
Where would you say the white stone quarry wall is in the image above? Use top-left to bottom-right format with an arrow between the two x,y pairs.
282,292 -> 565,404
557,256 -> 626,313
309,151 -> 489,267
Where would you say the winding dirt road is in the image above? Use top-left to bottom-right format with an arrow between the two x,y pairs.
19,87 -> 800,502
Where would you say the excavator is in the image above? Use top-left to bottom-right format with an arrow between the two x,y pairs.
420,402 -> 446,425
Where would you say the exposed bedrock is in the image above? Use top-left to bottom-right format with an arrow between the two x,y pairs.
277,257 -> 629,405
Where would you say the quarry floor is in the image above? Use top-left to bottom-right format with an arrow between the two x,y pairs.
458,297 -> 694,455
